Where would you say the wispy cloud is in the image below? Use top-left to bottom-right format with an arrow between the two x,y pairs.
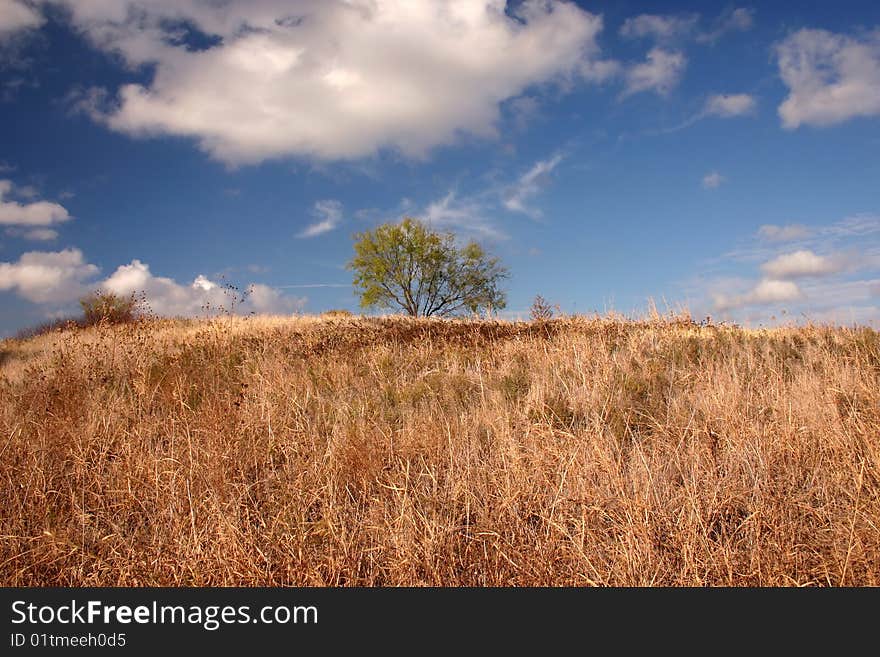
652,93 -> 757,134
4,226 -> 58,241
503,154 -> 563,218
697,8 -> 755,44
346,152 -> 567,242
823,214 -> 880,238
619,14 -> 698,43
620,8 -> 754,46
298,200 -> 343,238
424,191 -> 504,240
702,171 -> 725,189
757,224 -> 811,242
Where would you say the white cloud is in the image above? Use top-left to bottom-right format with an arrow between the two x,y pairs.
777,28 -> 880,129
4,227 -> 59,241
298,199 -> 343,238
0,248 -> 305,315
757,224 -> 811,242
714,278 -> 803,311
246,283 -> 306,314
423,191 -> 501,240
619,14 -> 698,42
651,91 -> 756,134
192,274 -> 216,291
103,259 -> 305,316
503,154 -> 563,217
700,212 -> 880,324
53,0 -> 611,165
704,93 -> 756,117
622,48 -> 686,97
0,0 -> 44,36
0,180 -> 70,227
0,248 -> 99,303
761,250 -> 843,278
702,171 -> 725,189
697,7 -> 754,44
824,213 -> 880,237
620,8 -> 753,46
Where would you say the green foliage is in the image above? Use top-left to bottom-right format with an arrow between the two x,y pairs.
347,217 -> 508,317
79,291 -> 140,326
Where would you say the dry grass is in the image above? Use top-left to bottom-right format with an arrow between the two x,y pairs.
1,313 -> 878,586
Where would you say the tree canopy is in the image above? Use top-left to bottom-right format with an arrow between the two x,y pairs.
347,218 -> 508,317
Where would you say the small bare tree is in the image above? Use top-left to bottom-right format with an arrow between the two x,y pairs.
529,295 -> 554,321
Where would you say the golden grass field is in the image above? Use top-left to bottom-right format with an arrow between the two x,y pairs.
1,314 -> 878,586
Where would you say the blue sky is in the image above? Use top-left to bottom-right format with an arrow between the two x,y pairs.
1,0 -> 879,335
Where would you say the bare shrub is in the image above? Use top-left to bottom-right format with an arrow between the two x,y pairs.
530,295 -> 554,321
79,291 -> 142,326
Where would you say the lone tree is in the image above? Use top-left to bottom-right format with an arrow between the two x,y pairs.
348,218 -> 508,317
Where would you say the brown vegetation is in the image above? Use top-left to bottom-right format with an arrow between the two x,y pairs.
1,314 -> 878,585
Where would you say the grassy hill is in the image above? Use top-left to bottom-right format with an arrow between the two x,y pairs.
1,314 -> 878,585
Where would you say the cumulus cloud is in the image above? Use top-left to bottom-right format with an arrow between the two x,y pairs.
0,0 -> 44,37
103,260 -> 306,316
622,48 -> 686,98
703,212 -> 880,324
761,250 -> 843,278
704,93 -> 756,117
702,171 -> 725,189
0,248 -> 98,303
0,248 -> 305,315
619,14 -> 698,42
0,180 -> 70,227
298,199 -> 343,238
503,154 -> 563,217
777,28 -> 880,129
714,278 -> 803,311
52,0 -> 612,165
757,224 -> 811,242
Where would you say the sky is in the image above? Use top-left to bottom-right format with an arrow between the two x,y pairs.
1,0 -> 879,336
